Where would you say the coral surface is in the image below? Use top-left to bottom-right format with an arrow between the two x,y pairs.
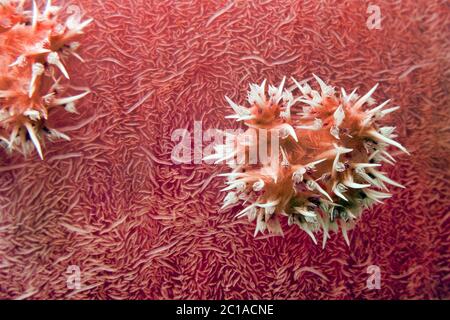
0,0 -> 448,299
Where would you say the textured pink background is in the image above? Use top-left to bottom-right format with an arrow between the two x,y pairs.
0,0 -> 449,299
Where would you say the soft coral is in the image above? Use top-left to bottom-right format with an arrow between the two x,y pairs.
0,0 -> 91,159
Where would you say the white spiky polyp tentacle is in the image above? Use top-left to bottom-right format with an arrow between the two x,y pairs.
0,1 -> 92,159
212,74 -> 409,245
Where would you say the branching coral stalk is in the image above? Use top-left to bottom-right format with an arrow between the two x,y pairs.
211,75 -> 409,246
0,0 -> 92,159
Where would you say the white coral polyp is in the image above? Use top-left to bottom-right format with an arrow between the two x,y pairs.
211,75 -> 409,246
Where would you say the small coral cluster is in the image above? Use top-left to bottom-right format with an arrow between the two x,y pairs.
209,75 -> 409,246
0,0 -> 91,159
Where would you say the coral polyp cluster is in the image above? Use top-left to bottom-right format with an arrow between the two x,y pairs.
211,75 -> 409,246
0,0 -> 91,159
